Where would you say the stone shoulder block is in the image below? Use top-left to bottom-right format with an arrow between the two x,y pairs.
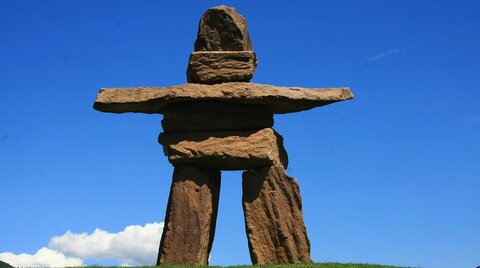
158,128 -> 288,170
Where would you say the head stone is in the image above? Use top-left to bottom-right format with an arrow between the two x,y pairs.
194,6 -> 252,51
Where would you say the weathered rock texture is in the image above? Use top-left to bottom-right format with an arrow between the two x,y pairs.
157,165 -> 220,265
159,128 -> 288,170
162,101 -> 273,133
187,51 -> 257,83
242,165 -> 312,264
194,6 -> 252,51
93,82 -> 353,114
94,4 -> 354,266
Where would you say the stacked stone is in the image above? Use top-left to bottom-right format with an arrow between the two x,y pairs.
157,6 -> 310,265
187,5 -> 256,84
93,5 -> 354,266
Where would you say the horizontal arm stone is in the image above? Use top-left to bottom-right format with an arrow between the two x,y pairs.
93,82 -> 353,114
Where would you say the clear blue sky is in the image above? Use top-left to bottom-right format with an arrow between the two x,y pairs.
1,1 -> 479,267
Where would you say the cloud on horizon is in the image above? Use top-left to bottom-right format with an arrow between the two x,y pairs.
0,248 -> 83,267
0,222 -> 164,267
366,48 -> 406,61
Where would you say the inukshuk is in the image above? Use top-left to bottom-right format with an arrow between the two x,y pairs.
93,5 -> 354,266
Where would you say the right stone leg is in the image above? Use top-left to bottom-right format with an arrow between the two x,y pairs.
157,164 -> 221,265
242,165 -> 312,264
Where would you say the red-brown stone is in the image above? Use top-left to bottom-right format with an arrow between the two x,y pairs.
242,165 -> 312,264
157,165 -> 220,265
194,5 -> 252,51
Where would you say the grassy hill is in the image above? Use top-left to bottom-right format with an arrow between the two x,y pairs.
0,260 -> 14,268
228,264 -> 412,268
0,262 -> 414,268
84,263 -> 413,268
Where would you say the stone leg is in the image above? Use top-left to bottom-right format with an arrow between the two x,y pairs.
157,164 -> 221,265
242,165 -> 312,264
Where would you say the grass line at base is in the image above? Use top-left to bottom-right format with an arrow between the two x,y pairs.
82,263 -> 415,268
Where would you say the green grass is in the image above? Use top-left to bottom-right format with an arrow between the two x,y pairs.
81,263 -> 414,268
229,263 -> 411,268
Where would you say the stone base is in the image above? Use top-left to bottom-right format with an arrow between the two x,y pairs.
242,165 -> 312,264
157,165 -> 221,265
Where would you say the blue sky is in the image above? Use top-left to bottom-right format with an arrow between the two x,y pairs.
1,1 -> 479,267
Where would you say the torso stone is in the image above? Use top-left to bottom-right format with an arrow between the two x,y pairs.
161,101 -> 272,133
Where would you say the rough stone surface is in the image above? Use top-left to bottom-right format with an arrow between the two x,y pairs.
158,128 -> 288,170
187,51 -> 257,83
242,165 -> 312,264
93,82 -> 353,114
162,101 -> 273,133
194,5 -> 252,51
157,165 -> 220,265
93,4 -> 355,266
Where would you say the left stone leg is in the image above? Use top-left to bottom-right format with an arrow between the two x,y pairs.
157,164 -> 221,265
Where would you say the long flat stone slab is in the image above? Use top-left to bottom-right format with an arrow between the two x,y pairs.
93,82 -> 353,114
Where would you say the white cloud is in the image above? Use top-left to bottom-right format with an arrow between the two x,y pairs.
50,222 -> 164,266
0,247 -> 83,267
0,222 -> 164,267
367,48 -> 406,61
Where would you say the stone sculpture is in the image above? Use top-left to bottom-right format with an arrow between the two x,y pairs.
93,5 -> 354,265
